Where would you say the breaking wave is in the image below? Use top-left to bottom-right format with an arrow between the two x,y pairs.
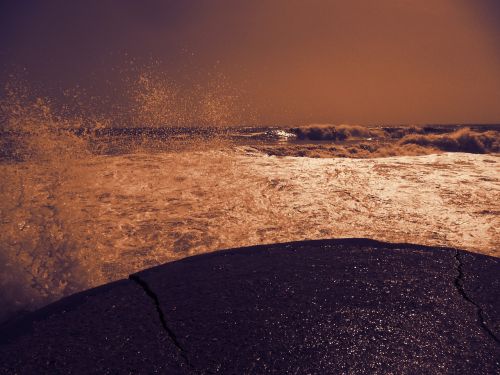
398,127 -> 500,154
255,125 -> 499,158
291,124 -> 386,141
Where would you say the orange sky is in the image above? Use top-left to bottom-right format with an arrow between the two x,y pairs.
1,0 -> 499,125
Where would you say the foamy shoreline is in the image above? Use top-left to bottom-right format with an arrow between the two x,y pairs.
1,149 -> 498,320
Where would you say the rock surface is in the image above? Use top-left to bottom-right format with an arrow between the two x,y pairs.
1,239 -> 499,374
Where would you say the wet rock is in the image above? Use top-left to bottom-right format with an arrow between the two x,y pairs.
1,239 -> 499,374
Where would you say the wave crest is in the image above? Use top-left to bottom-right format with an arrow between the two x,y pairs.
256,126 -> 499,158
399,127 -> 499,154
291,124 -> 386,141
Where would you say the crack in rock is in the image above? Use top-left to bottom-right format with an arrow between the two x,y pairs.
452,250 -> 500,345
129,274 -> 195,371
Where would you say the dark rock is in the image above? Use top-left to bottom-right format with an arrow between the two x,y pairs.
1,239 -> 499,374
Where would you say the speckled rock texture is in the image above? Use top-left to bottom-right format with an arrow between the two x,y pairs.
1,239 -> 499,374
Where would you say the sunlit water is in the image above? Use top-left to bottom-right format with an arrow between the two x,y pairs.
1,142 -> 499,320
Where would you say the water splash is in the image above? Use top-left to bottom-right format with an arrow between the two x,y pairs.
0,81 -> 100,320
0,69 -> 247,321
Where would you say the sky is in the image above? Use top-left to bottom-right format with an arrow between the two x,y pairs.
1,0 -> 500,125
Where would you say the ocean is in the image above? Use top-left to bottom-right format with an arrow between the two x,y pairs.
0,122 -> 499,321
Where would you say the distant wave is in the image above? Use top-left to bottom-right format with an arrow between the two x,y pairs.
398,127 -> 499,154
255,126 -> 500,158
290,124 -> 385,141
